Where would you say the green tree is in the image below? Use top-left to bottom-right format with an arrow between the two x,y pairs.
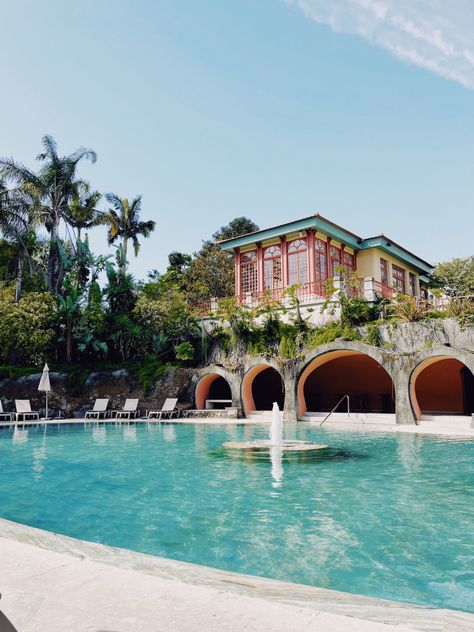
0,135 -> 97,295
212,216 -> 259,241
185,217 -> 259,303
103,193 -> 155,268
0,284 -> 55,365
429,257 -> 474,297
65,184 -> 103,241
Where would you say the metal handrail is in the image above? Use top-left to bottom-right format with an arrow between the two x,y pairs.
320,395 -> 350,426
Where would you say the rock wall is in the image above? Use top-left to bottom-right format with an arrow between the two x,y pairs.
0,367 -> 195,418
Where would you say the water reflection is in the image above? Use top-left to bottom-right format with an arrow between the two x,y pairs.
123,426 -> 137,442
163,424 -> 177,443
397,435 -> 423,473
270,447 -> 283,487
92,426 -> 106,444
12,428 -> 28,444
32,445 -> 46,479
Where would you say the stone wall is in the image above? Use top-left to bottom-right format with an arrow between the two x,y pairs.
195,318 -> 474,425
1,319 -> 473,424
0,367 -> 195,418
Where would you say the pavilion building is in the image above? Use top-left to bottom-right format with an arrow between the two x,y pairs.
219,213 -> 433,305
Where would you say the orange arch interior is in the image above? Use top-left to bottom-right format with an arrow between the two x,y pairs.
411,356 -> 474,420
242,365 -> 284,415
195,374 -> 231,409
298,351 -> 394,417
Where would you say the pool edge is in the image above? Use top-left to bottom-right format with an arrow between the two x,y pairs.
0,517 -> 472,632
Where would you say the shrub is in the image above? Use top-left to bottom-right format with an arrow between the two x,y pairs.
0,285 -> 56,365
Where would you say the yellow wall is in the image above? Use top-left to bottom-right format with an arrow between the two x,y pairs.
356,248 -> 421,294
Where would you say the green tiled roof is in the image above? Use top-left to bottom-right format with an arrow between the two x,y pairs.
219,213 -> 433,274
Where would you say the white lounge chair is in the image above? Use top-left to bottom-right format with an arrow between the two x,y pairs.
147,398 -> 179,420
0,400 -> 13,423
113,398 -> 140,421
15,400 -> 39,422
84,398 -> 109,420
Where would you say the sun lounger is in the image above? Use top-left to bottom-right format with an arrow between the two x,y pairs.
15,400 -> 39,422
84,398 -> 109,420
147,398 -> 179,420
113,398 -> 140,420
0,400 -> 13,423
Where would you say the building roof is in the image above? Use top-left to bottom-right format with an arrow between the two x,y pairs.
219,212 -> 434,274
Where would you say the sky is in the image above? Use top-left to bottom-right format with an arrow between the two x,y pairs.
1,0 -> 473,278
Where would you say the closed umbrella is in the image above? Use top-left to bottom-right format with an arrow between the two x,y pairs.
38,363 -> 51,420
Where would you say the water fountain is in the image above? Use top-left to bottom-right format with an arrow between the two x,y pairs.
223,402 -> 328,453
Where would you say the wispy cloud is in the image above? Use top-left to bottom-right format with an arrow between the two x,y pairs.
285,0 -> 474,89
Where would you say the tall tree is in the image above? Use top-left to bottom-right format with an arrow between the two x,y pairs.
103,193 -> 155,268
0,179 -> 41,301
66,183 -> 103,241
0,135 -> 97,294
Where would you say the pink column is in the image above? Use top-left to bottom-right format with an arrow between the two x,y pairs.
256,242 -> 264,293
280,236 -> 288,288
234,248 -> 241,299
326,237 -> 332,278
306,229 -> 315,286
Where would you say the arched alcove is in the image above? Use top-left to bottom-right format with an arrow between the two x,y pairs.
298,350 -> 395,416
411,356 -> 474,420
242,365 -> 285,415
195,374 -> 232,410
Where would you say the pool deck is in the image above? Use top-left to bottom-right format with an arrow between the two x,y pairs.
1,519 -> 473,632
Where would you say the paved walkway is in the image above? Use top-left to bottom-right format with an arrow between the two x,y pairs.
1,520 -> 473,632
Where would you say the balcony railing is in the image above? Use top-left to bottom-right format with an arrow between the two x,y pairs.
191,278 -> 367,317
373,281 -> 395,299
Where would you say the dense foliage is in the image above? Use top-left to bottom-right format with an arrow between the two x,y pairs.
0,136 -> 259,371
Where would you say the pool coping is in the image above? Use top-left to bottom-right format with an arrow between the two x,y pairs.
1,416 -> 473,439
0,518 -> 473,632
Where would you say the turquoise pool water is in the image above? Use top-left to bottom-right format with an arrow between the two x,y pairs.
0,423 -> 473,612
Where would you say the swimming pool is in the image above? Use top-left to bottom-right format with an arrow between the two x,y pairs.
0,422 -> 472,612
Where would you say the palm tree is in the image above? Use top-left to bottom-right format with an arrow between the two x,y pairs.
103,193 -> 155,268
0,135 -> 97,295
0,179 -> 40,301
66,183 -> 103,242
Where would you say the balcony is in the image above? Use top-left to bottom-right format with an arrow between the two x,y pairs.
191,276 -> 394,317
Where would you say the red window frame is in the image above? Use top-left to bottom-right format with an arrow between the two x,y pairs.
315,238 -> 328,283
380,258 -> 389,286
392,264 -> 406,294
240,250 -> 258,294
329,245 -> 341,277
287,238 -> 308,285
342,251 -> 355,272
263,245 -> 282,290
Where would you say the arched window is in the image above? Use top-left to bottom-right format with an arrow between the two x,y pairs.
315,238 -> 327,284
329,245 -> 341,276
240,250 -> 257,294
263,245 -> 282,290
287,238 -> 308,285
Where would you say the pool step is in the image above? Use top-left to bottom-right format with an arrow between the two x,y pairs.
302,412 -> 397,425
247,410 -> 286,422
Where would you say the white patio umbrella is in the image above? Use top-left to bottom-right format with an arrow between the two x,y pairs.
38,363 -> 51,419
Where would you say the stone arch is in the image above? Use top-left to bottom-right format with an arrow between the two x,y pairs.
297,345 -> 395,417
195,370 -> 232,410
410,352 -> 474,420
242,364 -> 285,415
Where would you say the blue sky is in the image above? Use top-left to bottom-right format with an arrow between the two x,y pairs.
1,0 -> 473,277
